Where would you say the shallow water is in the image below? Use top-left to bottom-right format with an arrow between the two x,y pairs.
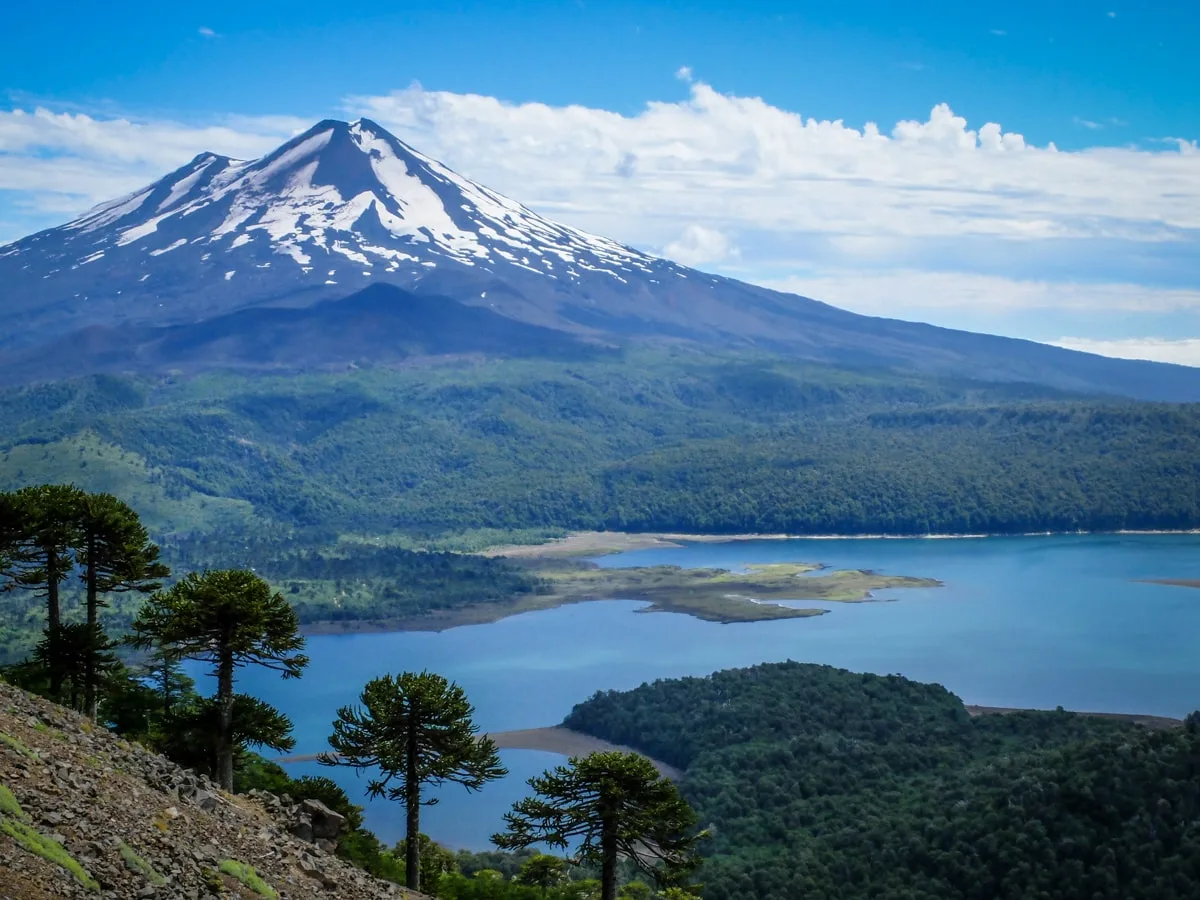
223,533 -> 1200,849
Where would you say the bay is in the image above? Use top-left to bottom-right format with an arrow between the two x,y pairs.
227,533 -> 1200,849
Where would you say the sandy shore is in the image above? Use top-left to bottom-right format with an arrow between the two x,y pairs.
481,531 -> 795,558
489,727 -> 683,779
1139,578 -> 1200,589
277,726 -> 683,779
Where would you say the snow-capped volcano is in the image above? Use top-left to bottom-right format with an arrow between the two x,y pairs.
0,118 -> 691,347
5,117 -> 1200,402
70,118 -> 657,278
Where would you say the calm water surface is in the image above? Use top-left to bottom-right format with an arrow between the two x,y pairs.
227,534 -> 1200,849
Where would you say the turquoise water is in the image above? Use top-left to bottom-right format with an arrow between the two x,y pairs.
228,533 -> 1200,849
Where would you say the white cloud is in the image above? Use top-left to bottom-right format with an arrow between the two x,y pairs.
664,225 -> 738,266
1073,116 -> 1103,130
675,66 -> 693,82
990,29 -> 1007,36
198,26 -> 217,38
342,84 -> 1200,249
760,270 -> 1200,315
1052,337 -> 1200,367
0,108 -> 305,227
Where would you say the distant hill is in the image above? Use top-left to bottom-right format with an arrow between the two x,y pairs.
564,661 -> 1200,900
1,356 -> 1199,544
2,117 -> 1199,400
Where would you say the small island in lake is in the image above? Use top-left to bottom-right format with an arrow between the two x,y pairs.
528,559 -> 942,623
304,555 -> 942,633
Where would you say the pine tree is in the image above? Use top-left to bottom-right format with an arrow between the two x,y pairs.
129,569 -> 308,790
495,752 -> 703,900
322,671 -> 507,891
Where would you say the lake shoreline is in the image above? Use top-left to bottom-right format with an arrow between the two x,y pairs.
481,528 -> 1200,559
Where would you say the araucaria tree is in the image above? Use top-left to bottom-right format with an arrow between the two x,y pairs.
494,751 -> 703,900
130,569 -> 308,790
322,671 -> 507,891
6,484 -> 87,696
76,492 -> 169,714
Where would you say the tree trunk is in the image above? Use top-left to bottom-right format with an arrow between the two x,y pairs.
46,546 -> 63,697
161,654 -> 173,717
216,646 -> 235,791
601,816 -> 618,900
84,534 -> 98,719
405,721 -> 421,892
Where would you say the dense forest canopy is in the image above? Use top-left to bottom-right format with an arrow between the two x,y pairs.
1,352 -> 1198,542
564,662 -> 1200,900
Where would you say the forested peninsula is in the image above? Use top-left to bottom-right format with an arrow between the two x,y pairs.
564,661 -> 1200,900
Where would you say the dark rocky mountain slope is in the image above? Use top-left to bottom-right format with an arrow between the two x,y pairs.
0,681 -> 422,899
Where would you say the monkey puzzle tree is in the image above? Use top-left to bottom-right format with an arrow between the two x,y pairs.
494,752 -> 703,900
322,671 -> 507,891
7,484 -> 88,697
129,569 -> 308,790
76,492 -> 169,715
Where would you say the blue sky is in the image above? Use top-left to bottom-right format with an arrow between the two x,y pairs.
2,0 -> 1199,360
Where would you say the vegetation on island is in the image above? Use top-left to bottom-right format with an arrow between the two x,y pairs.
564,661 -> 1200,900
532,560 -> 939,622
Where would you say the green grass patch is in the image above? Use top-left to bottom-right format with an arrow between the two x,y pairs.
1,818 -> 99,891
0,783 -> 28,821
0,731 -> 37,758
219,859 -> 278,898
119,841 -> 166,886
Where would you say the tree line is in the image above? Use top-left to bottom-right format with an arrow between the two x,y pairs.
5,360 -> 1200,545
1,484 -> 704,899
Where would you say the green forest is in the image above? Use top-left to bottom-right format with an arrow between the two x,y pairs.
1,350 -> 1198,543
564,661 -> 1200,900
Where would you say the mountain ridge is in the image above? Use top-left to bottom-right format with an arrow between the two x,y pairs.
2,117 -> 1200,401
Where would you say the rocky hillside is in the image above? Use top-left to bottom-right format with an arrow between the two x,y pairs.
0,681 -> 422,900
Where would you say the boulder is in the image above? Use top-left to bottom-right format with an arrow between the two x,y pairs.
301,798 -> 347,840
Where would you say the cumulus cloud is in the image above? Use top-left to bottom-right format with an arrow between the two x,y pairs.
664,225 -> 738,266
1052,337 -> 1200,367
675,66 -> 693,82
343,83 -> 1199,248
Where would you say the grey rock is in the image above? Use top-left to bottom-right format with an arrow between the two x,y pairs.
193,790 -> 219,812
301,799 -> 346,840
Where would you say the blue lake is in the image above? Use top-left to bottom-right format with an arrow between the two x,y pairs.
228,533 -> 1200,850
